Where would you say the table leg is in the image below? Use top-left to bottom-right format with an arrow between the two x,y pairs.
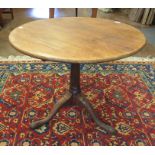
75,8 -> 78,17
69,63 -> 115,134
30,91 -> 72,129
76,94 -> 116,134
49,8 -> 55,18
0,9 -> 4,27
92,8 -> 98,18
30,63 -> 116,134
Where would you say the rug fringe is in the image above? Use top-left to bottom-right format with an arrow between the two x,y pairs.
0,55 -> 155,64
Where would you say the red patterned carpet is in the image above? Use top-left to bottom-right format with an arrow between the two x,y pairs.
0,62 -> 155,146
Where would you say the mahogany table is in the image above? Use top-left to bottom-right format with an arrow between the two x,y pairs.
9,17 -> 146,134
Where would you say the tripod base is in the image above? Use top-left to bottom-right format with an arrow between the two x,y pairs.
30,91 -> 116,134
30,63 -> 116,134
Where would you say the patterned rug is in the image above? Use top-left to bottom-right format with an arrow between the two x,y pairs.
0,62 -> 155,146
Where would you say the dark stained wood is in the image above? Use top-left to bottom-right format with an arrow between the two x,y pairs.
10,8 -> 14,19
30,91 -> 72,129
30,62 -> 116,133
0,9 -> 3,27
75,8 -> 78,17
92,8 -> 98,18
70,63 -> 81,95
0,8 -> 14,27
76,94 -> 116,134
49,8 -> 54,18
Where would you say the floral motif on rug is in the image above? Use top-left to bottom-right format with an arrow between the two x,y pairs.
0,63 -> 155,146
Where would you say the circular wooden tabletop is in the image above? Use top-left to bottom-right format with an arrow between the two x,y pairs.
9,17 -> 146,63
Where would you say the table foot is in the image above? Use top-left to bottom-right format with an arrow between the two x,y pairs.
30,91 -> 72,129
76,94 -> 116,134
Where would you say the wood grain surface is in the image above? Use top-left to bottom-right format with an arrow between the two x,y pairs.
9,17 -> 146,63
